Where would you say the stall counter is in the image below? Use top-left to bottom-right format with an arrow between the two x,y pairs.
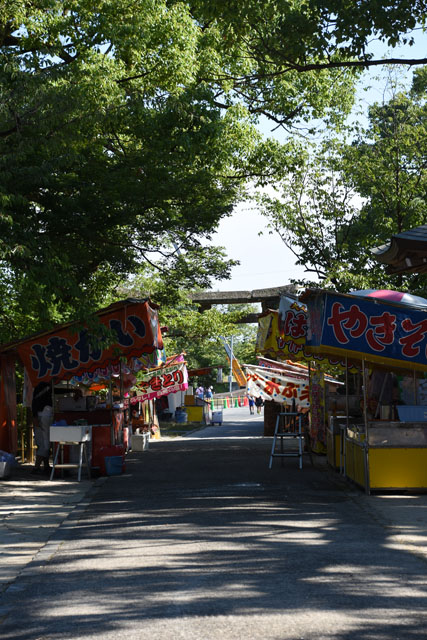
344,421 -> 427,492
54,408 -> 124,471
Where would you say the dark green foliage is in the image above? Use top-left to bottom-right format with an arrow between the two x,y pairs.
259,71 -> 427,294
0,1 -> 424,341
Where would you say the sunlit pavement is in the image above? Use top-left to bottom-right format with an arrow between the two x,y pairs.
0,408 -> 427,639
183,405 -> 265,439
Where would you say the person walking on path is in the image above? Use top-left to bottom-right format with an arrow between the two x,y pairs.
195,385 -> 204,400
31,381 -> 53,475
255,396 -> 264,414
248,396 -> 255,415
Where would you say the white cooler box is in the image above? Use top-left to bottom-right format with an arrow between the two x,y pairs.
211,410 -> 223,425
50,425 -> 92,443
131,432 -> 150,451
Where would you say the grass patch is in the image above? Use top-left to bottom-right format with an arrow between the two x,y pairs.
159,421 -> 204,438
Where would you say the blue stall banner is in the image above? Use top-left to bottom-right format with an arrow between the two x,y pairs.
305,291 -> 427,371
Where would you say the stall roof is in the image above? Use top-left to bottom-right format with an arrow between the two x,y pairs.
246,358 -> 344,386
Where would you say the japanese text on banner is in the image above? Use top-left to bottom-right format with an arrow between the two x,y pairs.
124,362 -> 188,406
246,369 -> 309,408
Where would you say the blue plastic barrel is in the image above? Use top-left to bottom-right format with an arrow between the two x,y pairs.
175,409 -> 188,423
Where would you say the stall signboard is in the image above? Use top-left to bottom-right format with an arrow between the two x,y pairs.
246,367 -> 310,408
72,350 -> 167,386
17,300 -> 163,387
257,299 -> 308,361
124,361 -> 188,405
257,299 -> 360,372
305,290 -> 427,372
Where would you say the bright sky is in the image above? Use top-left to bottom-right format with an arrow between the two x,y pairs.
210,29 -> 427,293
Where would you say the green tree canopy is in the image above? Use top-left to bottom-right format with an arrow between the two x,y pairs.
115,268 -> 258,388
1,1 -> 424,342
0,1 -> 262,340
258,70 -> 427,294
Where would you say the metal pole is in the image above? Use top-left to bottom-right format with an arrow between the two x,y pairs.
362,360 -> 368,436
229,336 -> 233,395
342,356 -> 350,476
362,359 -> 370,494
109,378 -> 114,445
308,361 -> 312,443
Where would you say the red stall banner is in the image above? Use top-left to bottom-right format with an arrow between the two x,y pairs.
17,299 -> 163,388
124,361 -> 188,406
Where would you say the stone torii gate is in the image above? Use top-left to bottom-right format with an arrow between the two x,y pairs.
190,284 -> 296,323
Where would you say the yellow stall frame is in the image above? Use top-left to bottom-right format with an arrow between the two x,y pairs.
369,448 -> 427,490
343,422 -> 427,493
326,428 -> 341,469
186,405 -> 204,423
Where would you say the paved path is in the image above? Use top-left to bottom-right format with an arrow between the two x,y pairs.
183,406 -> 265,439
1,408 -> 427,639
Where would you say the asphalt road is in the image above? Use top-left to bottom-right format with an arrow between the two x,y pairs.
1,408 -> 427,639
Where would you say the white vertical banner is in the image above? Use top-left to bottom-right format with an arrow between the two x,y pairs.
246,368 -> 310,408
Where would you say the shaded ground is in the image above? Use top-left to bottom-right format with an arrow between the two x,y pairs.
1,409 -> 427,639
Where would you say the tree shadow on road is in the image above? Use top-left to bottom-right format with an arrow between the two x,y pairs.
1,438 -> 427,639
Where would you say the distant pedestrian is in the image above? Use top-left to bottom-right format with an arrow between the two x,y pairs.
255,396 -> 264,414
248,396 -> 255,414
195,385 -> 204,399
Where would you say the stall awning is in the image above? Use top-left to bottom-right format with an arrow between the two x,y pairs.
256,296 -> 361,372
255,356 -> 344,386
2,298 -> 163,387
244,364 -> 310,408
300,288 -> 427,373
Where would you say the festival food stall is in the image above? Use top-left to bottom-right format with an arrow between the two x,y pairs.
124,354 -> 189,436
0,298 -> 164,471
255,296 -> 353,451
301,288 -> 427,493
